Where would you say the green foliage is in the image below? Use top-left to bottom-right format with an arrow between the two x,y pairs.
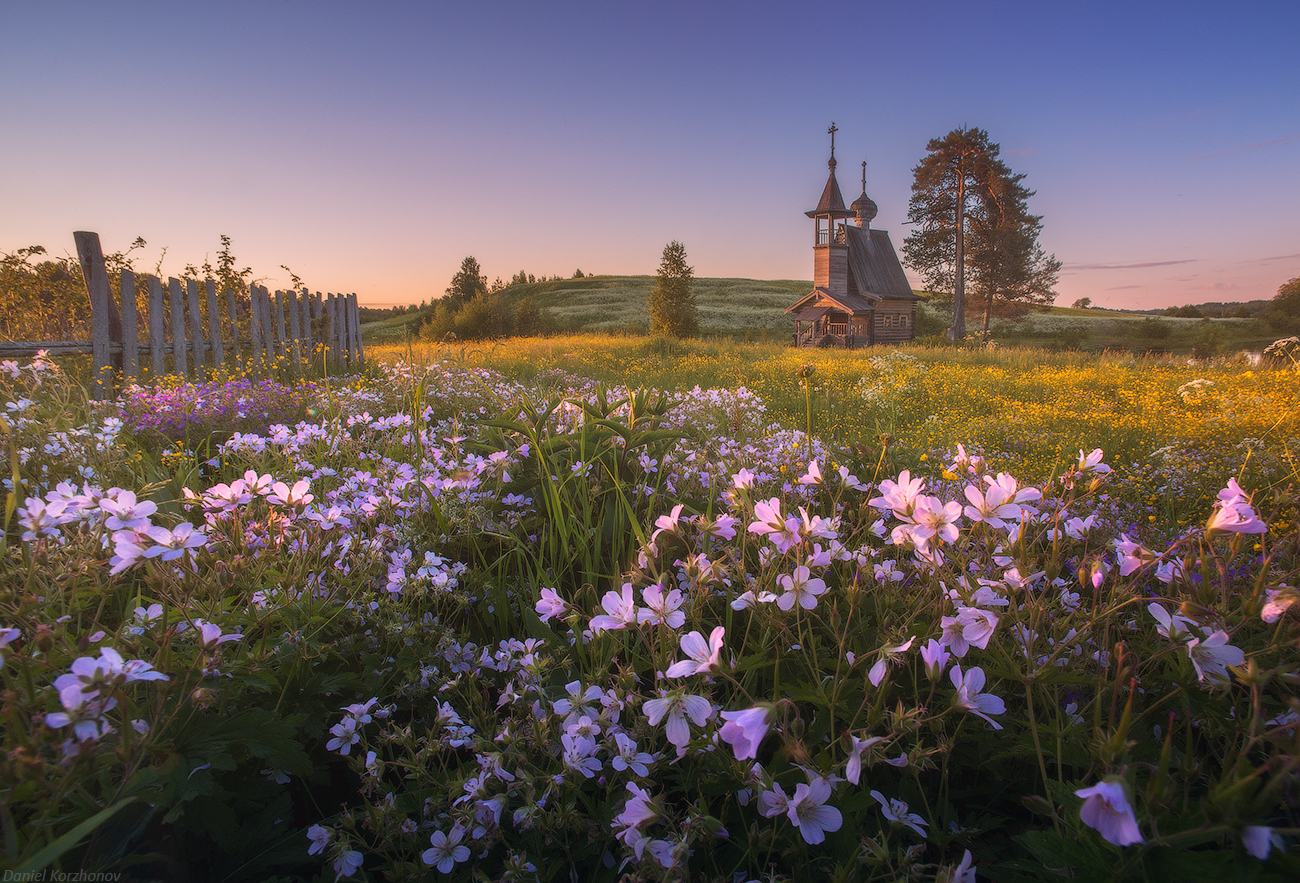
1268,276 -> 1300,332
418,289 -> 554,341
1192,318 -> 1223,359
903,127 -> 1060,341
647,241 -> 698,338
445,255 -> 488,306
1138,316 -> 1173,340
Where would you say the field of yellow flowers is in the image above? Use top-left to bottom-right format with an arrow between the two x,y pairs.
373,336 -> 1298,523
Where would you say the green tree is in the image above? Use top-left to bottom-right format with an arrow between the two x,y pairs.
903,127 -> 1059,342
967,168 -> 1061,340
1268,276 -> 1300,332
1072,297 -> 1092,310
446,256 -> 487,305
515,295 -> 548,336
647,241 -> 696,338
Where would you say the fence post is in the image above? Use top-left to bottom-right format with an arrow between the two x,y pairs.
206,280 -> 224,369
350,294 -> 363,365
225,288 -> 241,372
286,289 -> 302,370
327,293 -> 339,370
186,279 -> 206,375
168,278 -> 188,379
298,288 -> 312,363
273,290 -> 288,369
148,275 -> 165,379
120,269 -> 138,383
312,292 -> 324,371
248,285 -> 263,369
260,286 -> 275,363
339,293 -> 352,367
73,231 -> 118,400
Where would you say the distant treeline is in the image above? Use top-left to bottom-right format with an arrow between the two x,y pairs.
1156,300 -> 1271,319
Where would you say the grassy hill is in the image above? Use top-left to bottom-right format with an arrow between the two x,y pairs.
360,275 -> 816,342
360,276 -> 1280,355
503,275 -> 812,334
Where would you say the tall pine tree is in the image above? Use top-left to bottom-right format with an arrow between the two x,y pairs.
648,241 -> 697,338
903,128 -> 1058,342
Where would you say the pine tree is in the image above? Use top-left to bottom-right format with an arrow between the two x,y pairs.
648,241 -> 697,337
902,128 -> 1058,342
446,256 -> 487,305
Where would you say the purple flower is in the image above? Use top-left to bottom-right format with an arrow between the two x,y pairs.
1075,779 -> 1143,846
718,704 -> 773,760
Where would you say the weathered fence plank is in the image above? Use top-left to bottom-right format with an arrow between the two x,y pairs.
149,275 -> 165,378
74,232 -> 116,399
351,295 -> 361,364
121,269 -> 138,383
186,279 -> 206,373
298,289 -> 312,360
206,280 -> 224,368
168,277 -> 188,379
249,285 -> 264,365
329,293 -> 341,367
286,289 -> 302,367
7,234 -> 365,391
274,291 -> 288,364
225,288 -> 241,370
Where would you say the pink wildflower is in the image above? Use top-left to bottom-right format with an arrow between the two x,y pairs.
1075,779 -> 1143,846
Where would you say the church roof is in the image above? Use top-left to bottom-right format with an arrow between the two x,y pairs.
844,226 -> 921,300
805,167 -> 854,219
784,287 -> 878,316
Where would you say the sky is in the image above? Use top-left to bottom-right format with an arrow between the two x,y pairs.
3,1 -> 1298,310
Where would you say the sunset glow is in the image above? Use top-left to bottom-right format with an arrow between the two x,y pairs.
3,1 -> 1296,310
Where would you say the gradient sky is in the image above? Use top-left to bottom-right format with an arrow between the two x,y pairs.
4,1 -> 1297,310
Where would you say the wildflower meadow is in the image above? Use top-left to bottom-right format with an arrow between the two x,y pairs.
2,339 -> 1298,882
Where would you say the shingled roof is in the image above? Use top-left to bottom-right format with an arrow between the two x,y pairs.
805,167 -> 854,219
844,226 -> 921,300
784,287 -> 878,316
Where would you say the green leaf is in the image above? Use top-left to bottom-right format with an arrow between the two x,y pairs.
16,797 -> 137,873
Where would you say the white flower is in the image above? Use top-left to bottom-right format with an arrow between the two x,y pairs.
306,824 -> 331,855
1147,602 -> 1194,640
1242,825 -> 1285,860
589,583 -> 637,633
776,565 -> 827,611
638,583 -> 686,629
332,849 -> 363,880
1187,630 -> 1245,685
718,705 -> 773,761
1075,779 -> 1142,846
869,470 -> 925,519
643,691 -> 713,749
610,732 -> 655,777
193,619 -> 243,647
749,498 -> 800,554
422,824 -> 470,873
950,664 -> 1005,729
535,587 -> 568,622
871,790 -> 928,837
664,626 -> 725,678
613,782 -> 658,831
845,734 -> 887,785
787,777 -> 842,844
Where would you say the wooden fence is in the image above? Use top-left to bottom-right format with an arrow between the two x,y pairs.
0,232 -> 363,399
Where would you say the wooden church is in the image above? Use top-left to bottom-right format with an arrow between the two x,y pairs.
786,125 -> 920,347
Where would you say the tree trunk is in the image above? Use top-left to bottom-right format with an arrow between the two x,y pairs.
953,160 -> 966,342
982,288 -> 993,343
